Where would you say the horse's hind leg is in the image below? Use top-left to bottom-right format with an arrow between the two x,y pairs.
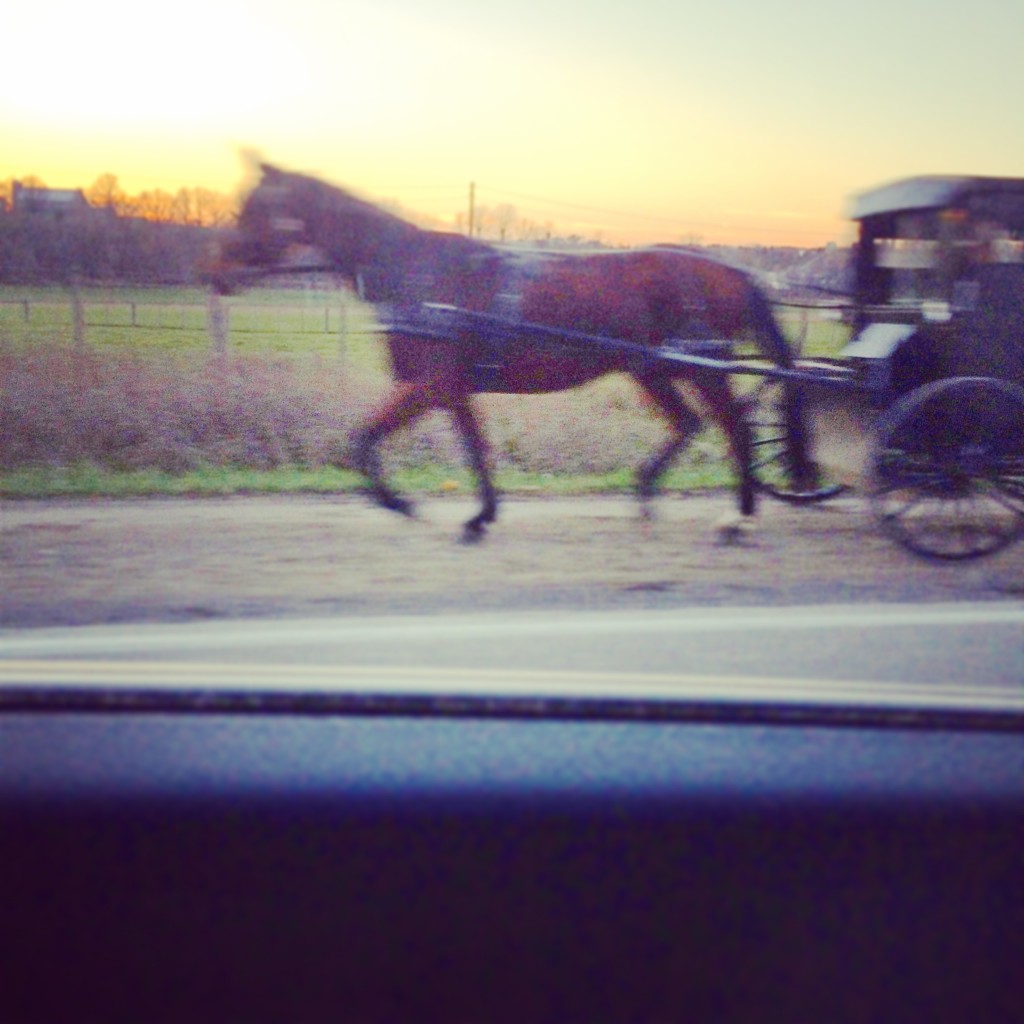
692,375 -> 758,543
448,395 -> 498,543
634,374 -> 702,512
697,376 -> 756,518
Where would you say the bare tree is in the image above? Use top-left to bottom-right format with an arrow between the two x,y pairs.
132,189 -> 176,222
512,216 -> 551,243
493,203 -> 518,242
86,173 -> 126,212
170,188 -> 197,225
191,188 -> 236,227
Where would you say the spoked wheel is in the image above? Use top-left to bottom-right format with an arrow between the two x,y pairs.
871,376 -> 1024,560
748,376 -> 847,504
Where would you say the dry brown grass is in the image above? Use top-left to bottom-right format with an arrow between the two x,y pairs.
2,346 -> 357,472
0,343 -> 724,478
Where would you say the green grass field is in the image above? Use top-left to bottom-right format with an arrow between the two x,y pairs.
0,284 -> 848,359
0,284 -> 847,498
0,285 -> 388,365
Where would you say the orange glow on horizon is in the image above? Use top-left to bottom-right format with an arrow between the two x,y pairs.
2,152 -> 850,248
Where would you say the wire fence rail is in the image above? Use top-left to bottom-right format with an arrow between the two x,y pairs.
0,287 -> 851,360
0,300 -> 347,332
0,287 -> 385,356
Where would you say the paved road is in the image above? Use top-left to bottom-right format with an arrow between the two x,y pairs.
3,602 -> 1022,711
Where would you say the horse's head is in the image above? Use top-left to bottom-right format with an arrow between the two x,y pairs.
211,163 -> 425,297
210,162 -> 499,305
207,164 -> 314,291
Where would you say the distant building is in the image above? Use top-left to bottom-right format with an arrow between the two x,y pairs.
10,182 -> 95,219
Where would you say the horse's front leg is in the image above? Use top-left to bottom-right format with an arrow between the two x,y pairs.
351,382 -> 431,518
448,394 -> 498,543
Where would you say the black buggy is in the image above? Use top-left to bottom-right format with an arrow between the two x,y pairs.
751,174 -> 1024,560
366,174 -> 1024,559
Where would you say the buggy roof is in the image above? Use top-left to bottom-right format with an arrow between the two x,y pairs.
850,175 -> 1024,221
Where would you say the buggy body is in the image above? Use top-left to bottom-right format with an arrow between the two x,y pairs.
844,174 -> 1024,394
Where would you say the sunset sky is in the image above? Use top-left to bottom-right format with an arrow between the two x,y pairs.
4,0 -> 1022,246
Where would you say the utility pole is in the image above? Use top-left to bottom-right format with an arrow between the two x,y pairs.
468,182 -> 476,238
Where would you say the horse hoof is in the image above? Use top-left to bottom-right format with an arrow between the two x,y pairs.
636,481 -> 657,505
460,521 -> 487,545
368,489 -> 416,519
715,511 -> 757,546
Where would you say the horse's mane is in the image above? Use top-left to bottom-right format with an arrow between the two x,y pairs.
254,165 -> 506,306
259,164 -> 418,240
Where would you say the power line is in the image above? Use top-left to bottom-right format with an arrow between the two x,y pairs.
473,185 -> 842,243
368,183 -> 466,193
478,185 -> 726,231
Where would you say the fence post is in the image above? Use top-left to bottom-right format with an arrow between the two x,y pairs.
338,280 -> 347,359
207,290 -> 229,355
70,280 -> 86,350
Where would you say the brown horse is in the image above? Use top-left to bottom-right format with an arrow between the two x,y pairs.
217,164 -> 798,541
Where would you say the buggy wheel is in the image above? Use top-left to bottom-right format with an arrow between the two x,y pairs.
871,376 -> 1024,560
748,376 -> 846,504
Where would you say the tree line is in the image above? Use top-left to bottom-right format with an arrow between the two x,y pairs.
0,171 -> 601,285
1,173 -> 237,227
0,173 -> 229,285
